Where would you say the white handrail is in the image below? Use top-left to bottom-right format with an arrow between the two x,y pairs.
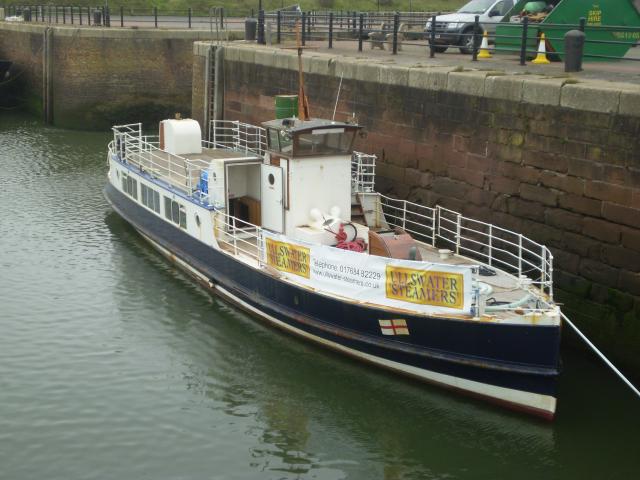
209,120 -> 266,156
351,151 -> 376,193
362,193 -> 554,298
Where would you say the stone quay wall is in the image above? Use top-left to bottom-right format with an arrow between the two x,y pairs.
195,42 -> 640,374
0,22 -> 241,129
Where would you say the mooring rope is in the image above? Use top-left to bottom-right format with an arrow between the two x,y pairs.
561,312 -> 640,400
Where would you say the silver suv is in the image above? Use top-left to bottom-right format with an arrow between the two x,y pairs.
425,0 -> 514,54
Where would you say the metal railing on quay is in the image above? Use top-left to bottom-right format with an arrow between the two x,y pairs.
251,9 -> 640,66
6,4 -> 231,29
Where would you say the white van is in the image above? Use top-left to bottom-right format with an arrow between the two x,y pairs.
425,0 -> 514,53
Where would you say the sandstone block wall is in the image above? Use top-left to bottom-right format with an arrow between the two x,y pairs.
200,43 -> 640,374
0,23 -> 45,110
0,22 -> 241,129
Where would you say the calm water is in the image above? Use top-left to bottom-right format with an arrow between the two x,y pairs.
1,113 -> 639,480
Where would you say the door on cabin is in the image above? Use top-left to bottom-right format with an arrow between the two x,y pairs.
261,164 -> 284,233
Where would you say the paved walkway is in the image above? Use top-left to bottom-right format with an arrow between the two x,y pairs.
283,38 -> 640,86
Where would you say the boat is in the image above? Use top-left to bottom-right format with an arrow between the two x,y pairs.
103,106 -> 561,420
104,22 -> 559,420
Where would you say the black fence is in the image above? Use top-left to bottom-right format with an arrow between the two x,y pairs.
255,10 -> 640,66
4,5 -> 639,66
2,4 -> 229,29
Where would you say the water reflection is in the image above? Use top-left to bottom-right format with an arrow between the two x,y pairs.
106,212 -> 558,479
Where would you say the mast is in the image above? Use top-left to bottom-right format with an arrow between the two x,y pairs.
296,20 -> 311,120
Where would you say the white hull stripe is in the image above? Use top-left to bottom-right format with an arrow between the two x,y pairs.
139,231 -> 557,417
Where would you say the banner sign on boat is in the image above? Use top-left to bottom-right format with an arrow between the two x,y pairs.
262,233 -> 474,315
265,237 -> 311,279
385,265 -> 464,310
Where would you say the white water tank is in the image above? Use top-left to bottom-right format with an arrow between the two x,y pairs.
160,119 -> 202,156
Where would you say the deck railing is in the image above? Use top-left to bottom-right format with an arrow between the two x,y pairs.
213,211 -> 264,265
112,123 -> 263,206
366,193 -> 554,298
209,120 -> 267,156
351,151 -> 376,193
113,123 -> 196,195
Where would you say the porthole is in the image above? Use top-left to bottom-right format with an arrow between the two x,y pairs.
268,173 -> 275,185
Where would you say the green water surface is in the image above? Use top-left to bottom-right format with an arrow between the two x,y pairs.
0,113 -> 638,479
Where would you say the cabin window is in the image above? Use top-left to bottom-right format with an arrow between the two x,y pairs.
141,184 -> 160,214
279,130 -> 293,153
179,207 -> 187,229
268,129 -> 280,151
295,129 -> 355,156
164,196 -> 187,229
171,201 -> 180,224
164,197 -> 172,221
122,173 -> 138,200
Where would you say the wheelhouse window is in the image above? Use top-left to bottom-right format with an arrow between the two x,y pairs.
294,128 -> 355,156
121,172 -> 138,200
141,184 -> 160,214
164,196 -> 187,229
267,128 -> 280,151
267,128 -> 293,154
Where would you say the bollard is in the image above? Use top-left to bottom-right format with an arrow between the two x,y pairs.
62,6 -> 65,24
472,15 -> 480,61
257,10 -> 265,44
358,14 -> 364,52
392,13 -> 399,54
188,8 -> 191,28
564,29 -> 586,72
154,7 -> 158,28
93,8 -> 101,26
429,15 -> 436,58
329,12 -> 333,49
245,17 -> 257,41
519,16 -> 529,65
579,17 -> 586,32
276,10 -> 281,44
120,6 -> 124,27
71,6 -> 74,24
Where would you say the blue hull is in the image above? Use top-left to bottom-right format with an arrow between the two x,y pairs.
104,182 -> 561,419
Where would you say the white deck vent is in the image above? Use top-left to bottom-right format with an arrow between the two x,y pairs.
161,119 -> 202,156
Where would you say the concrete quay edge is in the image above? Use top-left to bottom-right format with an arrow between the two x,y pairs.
204,42 -> 640,117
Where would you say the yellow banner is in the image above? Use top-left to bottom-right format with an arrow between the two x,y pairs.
265,238 -> 311,279
385,266 -> 464,310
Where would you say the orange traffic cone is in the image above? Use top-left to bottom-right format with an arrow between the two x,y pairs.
531,33 -> 550,64
478,30 -> 492,59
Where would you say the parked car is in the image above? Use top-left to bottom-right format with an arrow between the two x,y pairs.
425,0 -> 514,53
